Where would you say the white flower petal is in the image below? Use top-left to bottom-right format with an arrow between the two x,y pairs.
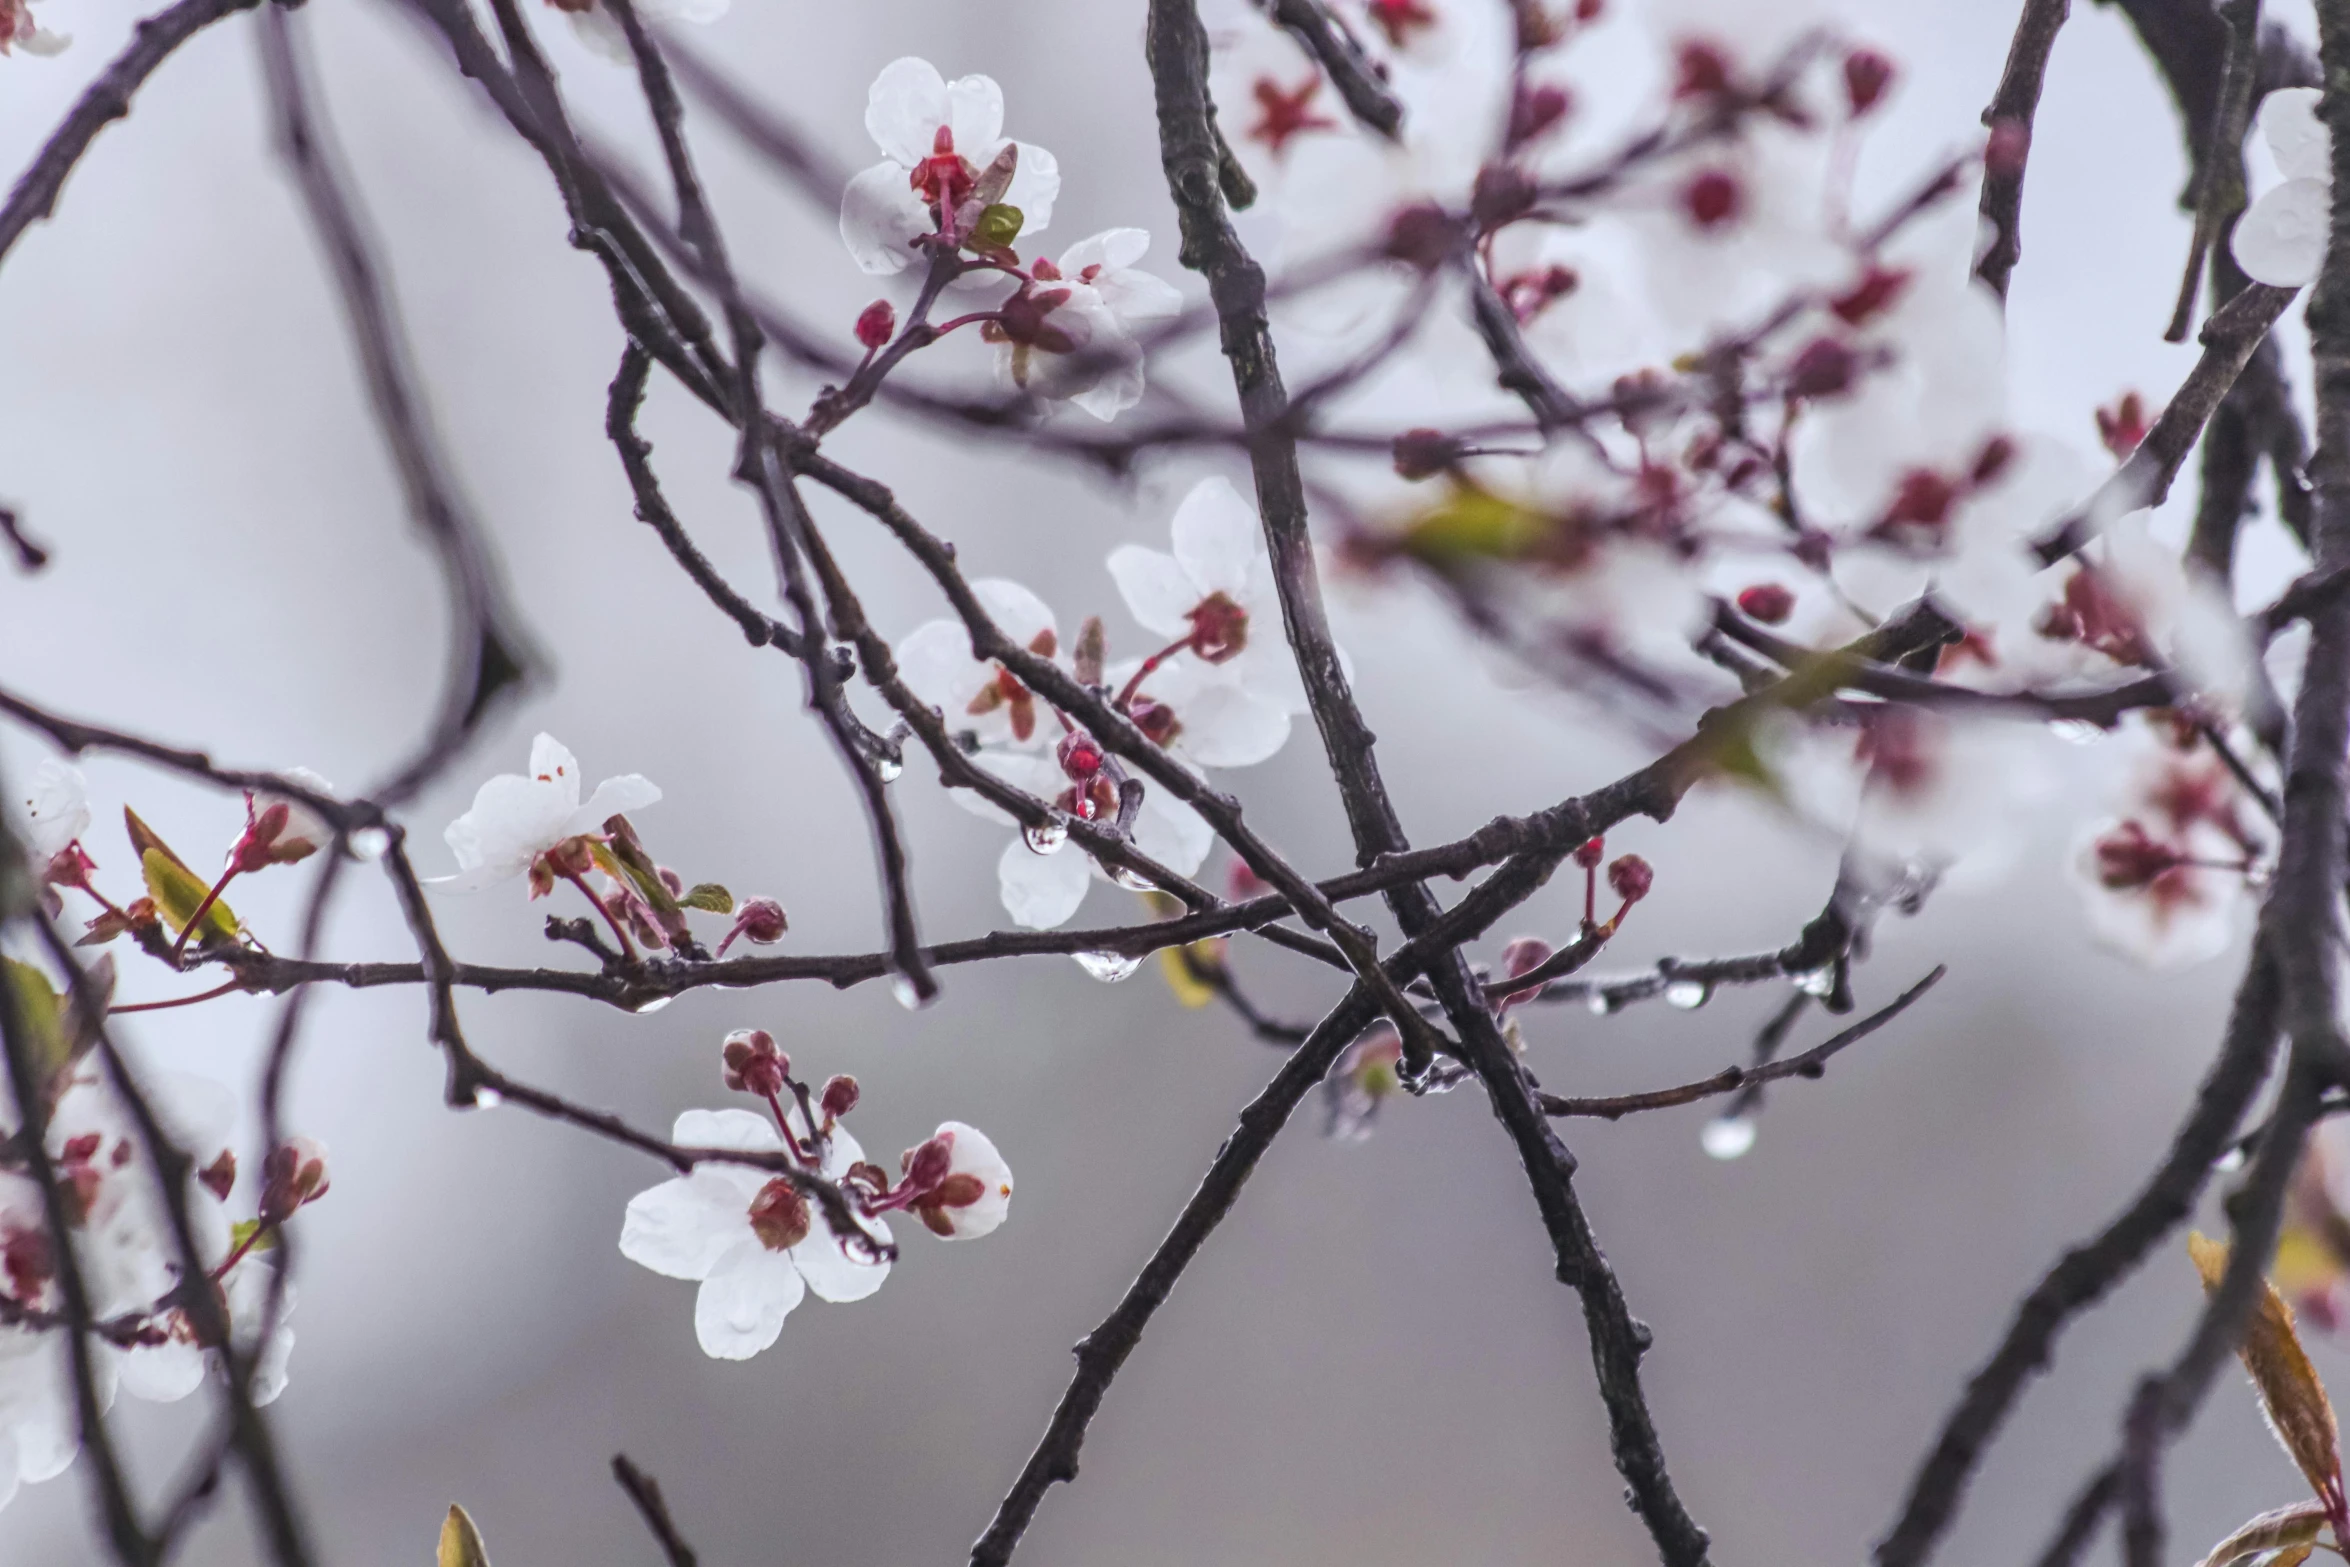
1174,682 -> 1292,768
791,1214 -> 893,1303
672,1108 -> 786,1153
570,773 -> 662,835
1170,476 -> 1264,599
1130,791 -> 1212,877
1107,545 -> 1199,637
1069,353 -> 1149,421
1060,228 -> 1151,275
621,1171 -> 756,1281
997,833 -> 1092,928
2263,88 -> 2330,183
526,734 -> 584,808
2233,177 -> 2330,287
932,1120 -> 1013,1240
972,578 -> 1058,651
694,1240 -> 804,1360
114,1338 -> 204,1405
865,57 -> 950,166
20,761 -> 89,862
897,617 -> 987,713
945,73 -> 1007,158
840,161 -> 930,277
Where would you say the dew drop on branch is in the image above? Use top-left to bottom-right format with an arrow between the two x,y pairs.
1663,979 -> 1711,1010
1072,951 -> 1142,983
1700,1114 -> 1756,1161
1023,820 -> 1069,855
349,826 -> 390,862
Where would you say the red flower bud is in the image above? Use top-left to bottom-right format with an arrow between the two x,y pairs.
1735,583 -> 1796,624
198,1150 -> 237,1203
1682,169 -> 1742,231
1784,335 -> 1857,399
1392,427 -> 1463,481
901,1135 -> 954,1193
1572,836 -> 1605,871
1606,854 -> 1653,905
716,897 -> 789,959
1384,204 -> 1462,270
820,1074 -> 860,1121
1674,40 -> 1731,101
1509,83 -> 1572,147
1842,49 -> 1894,116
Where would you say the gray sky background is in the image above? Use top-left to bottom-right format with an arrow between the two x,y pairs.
0,0 -> 2335,1562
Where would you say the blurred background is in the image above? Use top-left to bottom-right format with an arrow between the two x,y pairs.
0,0 -> 2333,1561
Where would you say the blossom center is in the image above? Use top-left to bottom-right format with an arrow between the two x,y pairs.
1185,591 -> 1249,663
748,1178 -> 813,1252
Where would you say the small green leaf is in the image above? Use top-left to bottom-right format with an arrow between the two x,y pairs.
678,883 -> 734,915
230,1218 -> 278,1255
969,203 -> 1024,252
1395,486 -> 1548,566
438,1503 -> 492,1567
126,808 -> 236,943
2,958 -> 67,1086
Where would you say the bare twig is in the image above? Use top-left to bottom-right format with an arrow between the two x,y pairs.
1975,0 -> 2074,299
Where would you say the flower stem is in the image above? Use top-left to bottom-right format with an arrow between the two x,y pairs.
564,872 -> 639,963
169,865 -> 240,963
111,980 -> 245,1015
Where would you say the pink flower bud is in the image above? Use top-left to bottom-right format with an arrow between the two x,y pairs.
747,1178 -> 813,1252
1735,583 -> 1796,625
1784,336 -> 1857,400
901,1135 -> 954,1193
1508,83 -> 1572,147
1681,169 -> 1742,231
721,1028 -> 788,1098
1606,854 -> 1654,906
1572,836 -> 1605,871
259,1137 -> 329,1228
716,897 -> 789,958
1470,164 -> 1535,230
1842,49 -> 1894,116
1057,731 -> 1105,780
2096,393 -> 2151,459
820,1074 -> 860,1120
855,299 -> 897,350
1830,265 -> 1911,326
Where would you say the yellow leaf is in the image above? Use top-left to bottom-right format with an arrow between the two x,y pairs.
1158,943 -> 1222,1009
125,808 -> 236,944
2190,1498 -> 2326,1567
1396,486 -> 1550,566
437,1504 -> 491,1567
2190,1232 -> 2344,1499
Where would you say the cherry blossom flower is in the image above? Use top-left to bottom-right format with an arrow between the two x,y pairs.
971,745 -> 1214,929
1107,477 -> 1312,765
0,1322 -> 74,1516
904,1121 -> 1014,1240
986,230 -> 1183,421
14,761 -> 94,912
619,1109 -> 891,1360
2068,719 -> 2262,969
230,769 -> 335,872
898,579 -> 1066,752
2234,88 -> 2330,288
0,0 -> 67,57
840,57 -> 1060,277
429,733 -> 659,894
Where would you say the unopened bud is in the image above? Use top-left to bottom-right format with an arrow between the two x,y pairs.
1682,169 -> 1742,230
1470,164 -> 1536,230
855,299 -> 897,350
259,1137 -> 329,1227
901,1135 -> 954,1192
1058,731 -> 1105,780
1673,40 -> 1730,100
721,1028 -> 788,1097
1842,49 -> 1894,116
1509,83 -> 1572,147
1606,854 -> 1654,906
819,1074 -> 861,1120
1392,427 -> 1463,481
1572,836 -> 1605,871
1735,583 -> 1796,624
1784,336 -> 1856,399
747,1178 -> 813,1252
1383,204 -> 1461,270
716,896 -> 789,958
1970,434 -> 2016,487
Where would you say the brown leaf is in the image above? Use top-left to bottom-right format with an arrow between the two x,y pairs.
2190,1232 -> 2345,1499
2190,1499 -> 2326,1567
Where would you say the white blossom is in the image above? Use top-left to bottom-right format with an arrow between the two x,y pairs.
16,761 -> 88,866
620,1109 -> 891,1361
840,57 -> 1060,277
2234,89 -> 2330,288
429,733 -> 659,894
992,230 -> 1183,421
912,1121 -> 1014,1240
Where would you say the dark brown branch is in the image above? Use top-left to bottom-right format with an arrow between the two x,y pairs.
0,0 -> 262,270
2162,0 -> 2259,342
1258,0 -> 1405,139
260,5 -> 537,801
1871,942 -> 2283,1567
1975,0 -> 2073,299
612,1455 -> 699,1567
1539,967 -> 1944,1121
0,503 -> 48,571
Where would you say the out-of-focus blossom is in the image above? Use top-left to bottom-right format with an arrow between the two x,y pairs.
986,231 -> 1182,420
1324,1024 -> 1403,1141
840,57 -> 1060,276
430,734 -> 659,895
0,0 -> 68,57
2069,719 -> 2262,970
620,1109 -> 891,1360
2234,89 -> 2330,287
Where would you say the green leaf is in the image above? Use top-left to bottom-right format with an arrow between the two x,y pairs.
678,883 -> 734,915
229,1217 -> 278,1255
125,808 -> 237,943
1396,486 -> 1548,566
2,958 -> 67,1087
599,816 -> 691,946
438,1504 -> 492,1567
969,203 -> 1024,252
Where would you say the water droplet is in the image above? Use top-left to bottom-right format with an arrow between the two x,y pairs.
1664,979 -> 1711,1010
1022,819 -> 1069,855
1586,990 -> 1618,1016
2215,1145 -> 2248,1174
1701,1114 -> 1757,1161
1072,951 -> 1142,983
349,826 -> 390,862
2049,719 -> 2104,746
892,974 -> 936,1011
472,1086 -> 504,1110
874,752 -> 904,784
1795,966 -> 1837,997
1110,866 -> 1155,892
628,994 -> 675,1015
